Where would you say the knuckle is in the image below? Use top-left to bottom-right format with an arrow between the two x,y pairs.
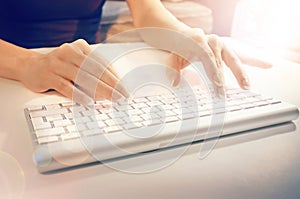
57,43 -> 74,56
204,49 -> 215,59
193,34 -> 205,44
208,37 -> 218,47
56,79 -> 69,91
228,56 -> 240,65
72,39 -> 91,52
74,38 -> 87,44
60,43 -> 72,51
209,34 -> 219,41
207,34 -> 221,48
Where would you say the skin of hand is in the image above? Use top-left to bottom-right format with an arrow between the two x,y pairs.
19,39 -> 128,105
166,28 -> 262,96
169,29 -> 272,96
127,0 -> 272,97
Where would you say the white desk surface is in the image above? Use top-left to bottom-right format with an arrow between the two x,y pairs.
1,43 -> 300,199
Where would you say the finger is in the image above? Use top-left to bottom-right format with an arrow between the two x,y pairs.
197,41 -> 225,97
166,53 -> 190,87
74,68 -> 123,101
166,54 -> 180,87
172,55 -> 181,87
222,44 -> 250,90
51,75 -> 94,106
59,42 -> 129,98
51,56 -> 124,101
207,34 -> 223,69
71,39 -> 122,81
50,60 -> 79,82
89,52 -> 121,80
207,34 -> 226,96
71,39 -> 92,55
173,55 -> 189,87
55,43 -> 86,65
79,55 -> 129,98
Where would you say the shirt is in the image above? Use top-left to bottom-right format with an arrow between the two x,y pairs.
0,0 -> 106,48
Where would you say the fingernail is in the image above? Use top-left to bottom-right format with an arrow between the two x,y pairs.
212,72 -> 224,87
219,87 -> 226,98
242,78 -> 250,90
172,73 -> 181,87
215,86 -> 226,99
167,71 -> 178,87
216,59 -> 222,68
111,91 -> 123,102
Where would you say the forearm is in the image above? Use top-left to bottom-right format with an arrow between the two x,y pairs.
0,39 -> 38,81
127,0 -> 190,33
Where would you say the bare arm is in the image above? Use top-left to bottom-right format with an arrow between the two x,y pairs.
0,39 -> 128,104
126,0 -> 253,94
0,39 -> 36,81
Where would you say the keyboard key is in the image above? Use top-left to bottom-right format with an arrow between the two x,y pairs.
82,129 -> 104,137
37,136 -> 59,145
142,119 -> 162,126
114,105 -> 129,111
123,123 -> 143,130
161,105 -> 175,110
133,97 -> 149,103
164,116 -> 179,123
140,113 -> 160,121
87,121 -> 106,129
46,114 -> 63,122
99,108 -> 112,114
128,109 -> 144,116
67,124 -> 86,132
226,105 -> 242,112
35,127 -> 65,138
53,120 -> 73,127
95,114 -> 109,121
108,112 -> 127,119
73,116 -> 91,124
146,100 -> 164,107
212,108 -> 227,114
180,113 -> 196,120
30,109 -> 69,118
61,101 -> 76,107
45,104 -> 62,110
105,119 -> 125,126
124,116 -> 143,123
27,106 -> 44,111
198,110 -> 211,117
31,117 -> 52,130
240,103 -> 256,109
104,126 -> 122,133
61,133 -> 81,141
131,103 -> 149,109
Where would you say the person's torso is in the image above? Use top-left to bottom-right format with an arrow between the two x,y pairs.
0,0 -> 106,48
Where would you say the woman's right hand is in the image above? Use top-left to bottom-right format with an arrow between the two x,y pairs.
20,39 -> 128,105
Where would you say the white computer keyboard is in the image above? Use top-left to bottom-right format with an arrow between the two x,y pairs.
24,86 -> 283,146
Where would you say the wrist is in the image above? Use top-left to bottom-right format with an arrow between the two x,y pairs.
181,28 -> 206,42
16,50 -> 41,83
